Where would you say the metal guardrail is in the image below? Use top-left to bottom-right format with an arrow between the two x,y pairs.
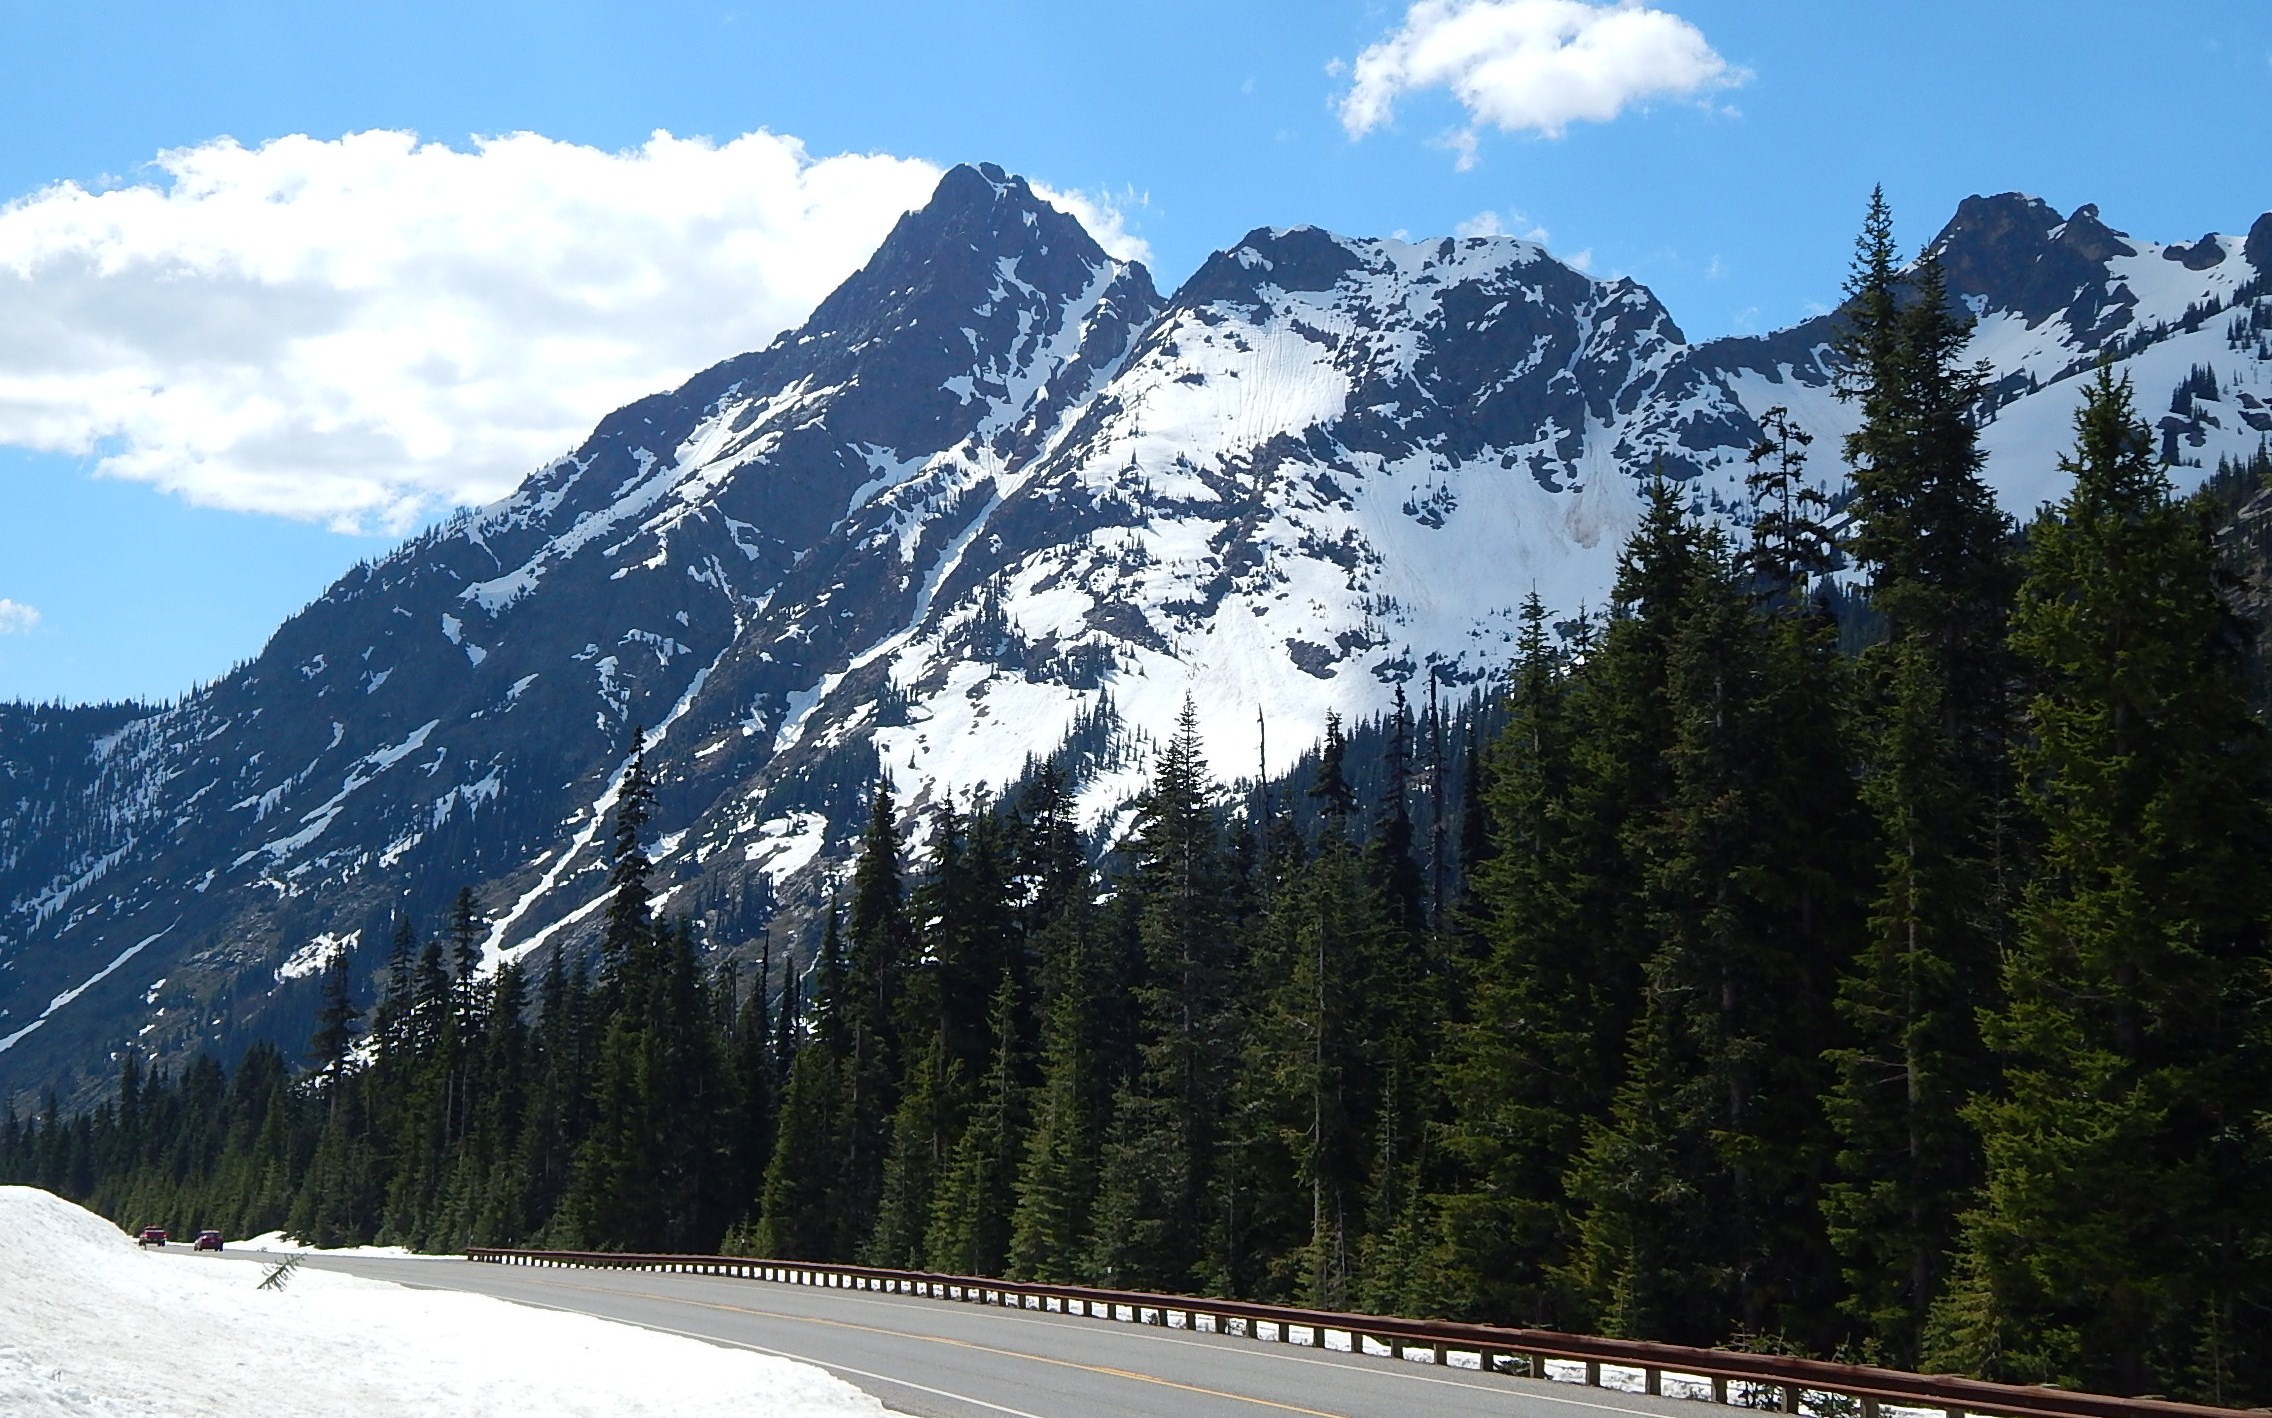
465,1247 -> 2256,1418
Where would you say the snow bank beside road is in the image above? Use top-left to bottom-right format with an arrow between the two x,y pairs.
232,1229 -> 434,1259
0,1187 -> 887,1418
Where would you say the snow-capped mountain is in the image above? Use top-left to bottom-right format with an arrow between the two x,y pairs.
2,165 -> 2267,1103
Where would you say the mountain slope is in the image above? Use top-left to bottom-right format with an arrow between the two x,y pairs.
2,171 -> 2267,1105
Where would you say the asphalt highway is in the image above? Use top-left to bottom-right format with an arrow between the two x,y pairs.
167,1248 -> 1717,1418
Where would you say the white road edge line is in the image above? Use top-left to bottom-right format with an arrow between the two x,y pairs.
472,1288 -> 1056,1418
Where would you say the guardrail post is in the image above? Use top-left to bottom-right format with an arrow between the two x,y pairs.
1712,1376 -> 1729,1404
1860,1399 -> 1880,1418
1585,1360 -> 1601,1387
1781,1384 -> 1800,1414
1646,1368 -> 1662,1396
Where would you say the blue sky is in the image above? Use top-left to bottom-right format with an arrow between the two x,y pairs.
1,0 -> 2267,703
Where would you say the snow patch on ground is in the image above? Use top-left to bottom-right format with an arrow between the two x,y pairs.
233,1230 -> 436,1259
743,812 -> 830,884
0,1187 -> 886,1418
273,930 -> 358,984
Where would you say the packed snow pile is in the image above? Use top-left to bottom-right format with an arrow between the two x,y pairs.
232,1229 -> 432,1259
0,1187 -> 888,1418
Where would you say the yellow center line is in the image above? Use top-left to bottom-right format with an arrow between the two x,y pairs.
559,1277 -> 1355,1418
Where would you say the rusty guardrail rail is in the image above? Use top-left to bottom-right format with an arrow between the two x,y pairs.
465,1246 -> 2254,1418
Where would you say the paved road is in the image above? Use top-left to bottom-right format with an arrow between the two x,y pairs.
166,1248 -> 1713,1418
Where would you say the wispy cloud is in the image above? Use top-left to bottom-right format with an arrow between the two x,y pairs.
1030,182 -> 1152,267
1454,208 -> 1553,245
1338,0 -> 1744,167
0,600 -> 39,635
0,130 -> 949,531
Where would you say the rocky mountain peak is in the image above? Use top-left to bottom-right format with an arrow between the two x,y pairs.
802,162 -> 1138,343
1927,192 -> 2141,332
2245,211 -> 2272,276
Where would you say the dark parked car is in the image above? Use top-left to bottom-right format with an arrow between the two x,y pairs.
137,1227 -> 167,1247
193,1230 -> 223,1251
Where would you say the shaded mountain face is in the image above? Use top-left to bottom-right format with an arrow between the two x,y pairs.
3,171 -> 2268,1104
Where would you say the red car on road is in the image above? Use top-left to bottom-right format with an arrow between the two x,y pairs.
137,1227 -> 166,1247
193,1231 -> 223,1251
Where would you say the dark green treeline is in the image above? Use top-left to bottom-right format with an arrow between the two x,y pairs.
8,200 -> 2272,1407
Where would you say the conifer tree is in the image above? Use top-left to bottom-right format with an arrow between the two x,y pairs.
1089,698 -> 1237,1292
1744,405 -> 1835,593
599,730 -> 657,987
1357,699 -> 1449,1316
1928,369 -> 2272,1402
1006,766 -> 1106,1281
517,947 -> 590,1237
374,912 -> 419,1063
448,887 -> 486,1028
927,972 -> 1027,1275
1823,192 -> 2018,1363
832,786 -> 914,1252
309,944 -> 363,1084
757,910 -> 853,1258
1568,521 -> 1855,1347
1243,739 -> 1386,1307
866,1029 -> 955,1268
1435,479 -> 1694,1327
1008,931 -> 1101,1280
727,942 -> 779,1226
466,960 -> 531,1244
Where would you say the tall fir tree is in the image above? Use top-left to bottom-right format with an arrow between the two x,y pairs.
1823,191 -> 2019,1364
927,971 -> 1027,1275
1241,715 -> 1387,1306
756,908 -> 852,1259
1928,368 -> 2272,1403
1089,698 -> 1239,1293
599,730 -> 657,989
727,941 -> 780,1231
1006,765 -> 1107,1282
1567,520 -> 1856,1347
835,785 -> 914,1255
1434,479 -> 1697,1328
309,943 -> 363,1085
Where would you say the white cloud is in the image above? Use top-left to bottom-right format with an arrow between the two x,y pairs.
0,600 -> 39,634
1455,208 -> 1553,245
1339,0 -> 1743,163
0,129 -> 950,531
1029,182 -> 1152,267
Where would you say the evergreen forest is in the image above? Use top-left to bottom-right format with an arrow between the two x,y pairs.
8,195 -> 2272,1407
